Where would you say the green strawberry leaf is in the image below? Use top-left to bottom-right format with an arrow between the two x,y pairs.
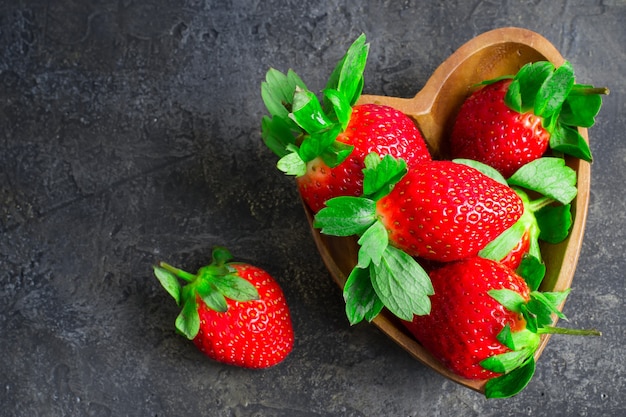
261,115 -> 298,158
324,33 -> 369,108
213,274 -> 260,302
211,246 -> 233,266
520,289 -> 570,331
290,88 -> 334,134
495,325 -> 540,352
510,328 -> 541,350
357,220 -> 389,268
370,246 -> 433,321
323,88 -> 352,129
479,218 -> 527,263
505,61 -> 555,113
319,138 -> 354,168
505,78 -> 523,113
299,124 -> 343,163
521,303 -> 539,333
529,290 -> 569,321
496,324 -> 515,349
534,61 -> 575,118
523,301 -> 553,328
560,84 -> 605,128
261,68 -> 308,119
535,204 -> 572,243
363,153 -> 408,200
452,158 -> 508,184
176,287 -> 200,340
314,196 -> 378,236
276,148 -> 307,176
196,280 -> 228,313
507,157 -> 577,205
481,347 -> 534,374
488,289 -> 526,313
343,266 -> 384,325
516,255 -> 546,291
336,34 -> 369,106
197,264 -> 231,280
542,111 -> 560,134
484,358 -> 536,399
153,265 -> 182,305
549,124 -> 593,162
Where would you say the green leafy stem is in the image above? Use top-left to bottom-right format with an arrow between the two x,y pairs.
153,247 -> 260,340
464,157 -> 579,290
483,288 -> 601,398
482,60 -> 609,163
261,34 -> 370,177
314,153 -> 434,324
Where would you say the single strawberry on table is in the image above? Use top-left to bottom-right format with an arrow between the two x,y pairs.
313,153 -> 524,324
402,257 -> 600,398
261,34 -> 431,213
153,247 -> 294,369
449,60 -> 608,178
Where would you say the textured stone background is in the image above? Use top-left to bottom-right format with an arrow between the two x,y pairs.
1,1 -> 624,416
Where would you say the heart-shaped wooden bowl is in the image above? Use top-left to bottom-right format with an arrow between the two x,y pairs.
303,27 -> 590,393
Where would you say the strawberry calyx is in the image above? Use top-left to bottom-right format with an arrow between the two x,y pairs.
314,153 -> 434,323
480,60 -> 608,163
153,247 -> 260,340
463,157 -> 577,289
483,287 -> 601,398
261,34 -> 369,176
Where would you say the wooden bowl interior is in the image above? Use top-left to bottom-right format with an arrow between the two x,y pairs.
305,27 -> 590,393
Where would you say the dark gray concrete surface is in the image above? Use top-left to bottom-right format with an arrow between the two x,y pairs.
1,1 -> 624,416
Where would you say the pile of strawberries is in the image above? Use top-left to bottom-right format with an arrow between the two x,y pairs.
260,34 -> 604,398
152,33 -> 605,399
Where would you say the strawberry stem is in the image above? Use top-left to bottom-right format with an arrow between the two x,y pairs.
158,261 -> 196,282
528,196 -> 555,212
537,326 -> 601,336
569,86 -> 609,96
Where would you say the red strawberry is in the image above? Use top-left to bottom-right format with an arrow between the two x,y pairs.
261,34 -> 431,213
402,257 -> 600,398
450,61 -> 607,178
403,257 -> 532,381
375,159 -> 523,262
450,79 -> 550,178
296,103 -> 431,212
313,154 -> 523,323
153,247 -> 294,369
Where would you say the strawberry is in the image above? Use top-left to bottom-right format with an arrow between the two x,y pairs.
374,159 -> 523,262
294,103 -> 431,212
404,258 -> 531,381
153,247 -> 294,369
313,153 -> 523,324
402,257 -> 600,398
261,34 -> 431,213
450,61 -> 607,178
316,154 -> 524,262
